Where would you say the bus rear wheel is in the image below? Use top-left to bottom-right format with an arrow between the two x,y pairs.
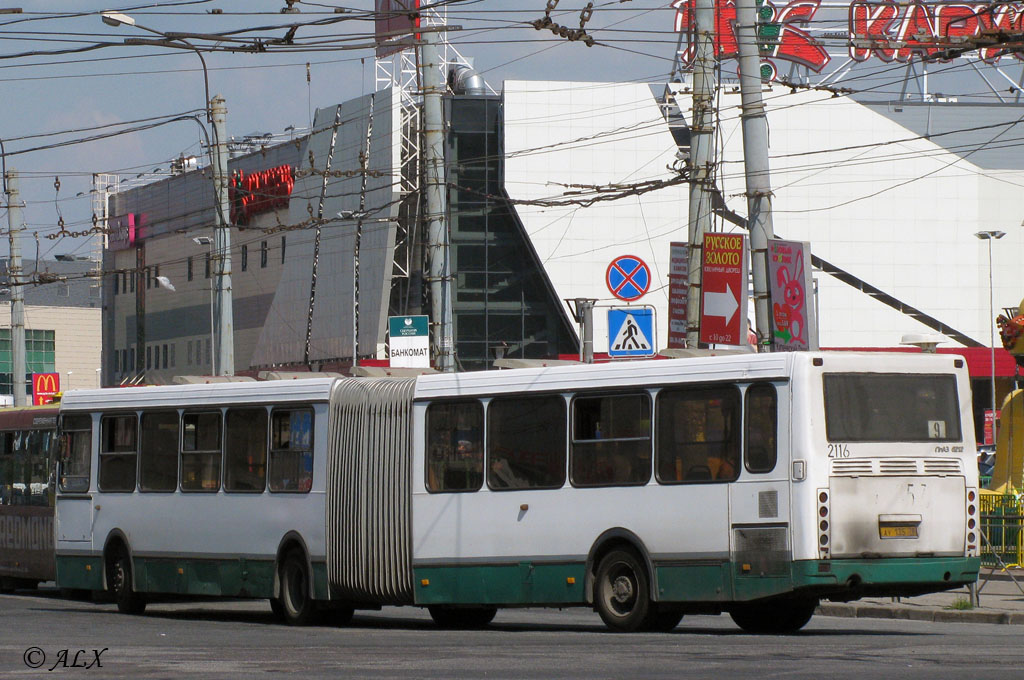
109,551 -> 146,615
428,606 -> 497,629
279,550 -> 317,626
595,548 -> 651,632
729,598 -> 817,634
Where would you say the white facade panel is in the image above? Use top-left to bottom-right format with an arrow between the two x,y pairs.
504,81 -> 1024,351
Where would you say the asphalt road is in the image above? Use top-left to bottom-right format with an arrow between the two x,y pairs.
1,590 -> 1018,679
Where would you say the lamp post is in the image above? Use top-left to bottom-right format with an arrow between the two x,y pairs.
976,230 -> 1005,442
101,11 -> 234,376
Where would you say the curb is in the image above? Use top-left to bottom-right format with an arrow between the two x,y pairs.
817,602 -> 1024,625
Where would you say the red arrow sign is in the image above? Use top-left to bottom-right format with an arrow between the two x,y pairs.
700,233 -> 748,346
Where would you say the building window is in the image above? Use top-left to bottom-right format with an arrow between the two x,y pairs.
187,257 -> 193,282
113,273 -> 119,296
162,344 -> 168,369
130,272 -> 136,293
0,329 -> 56,396
129,347 -> 136,371
241,244 -> 248,272
146,345 -> 152,370
205,253 -> 211,279
187,340 -> 193,366
154,265 -> 160,286
146,267 -> 152,289
260,240 -> 268,268
170,344 -> 176,369
281,236 -> 286,264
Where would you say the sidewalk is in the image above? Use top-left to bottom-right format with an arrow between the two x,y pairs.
816,568 -> 1024,624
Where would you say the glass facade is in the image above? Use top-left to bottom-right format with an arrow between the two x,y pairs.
446,96 -> 577,370
0,329 -> 56,396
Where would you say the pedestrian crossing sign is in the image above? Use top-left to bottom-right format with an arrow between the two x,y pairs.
607,307 -> 656,358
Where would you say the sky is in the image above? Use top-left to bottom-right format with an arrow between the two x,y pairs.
0,0 -> 1019,263
0,0 -> 679,262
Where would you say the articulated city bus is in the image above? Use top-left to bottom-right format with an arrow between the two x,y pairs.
0,405 -> 60,591
54,352 -> 979,632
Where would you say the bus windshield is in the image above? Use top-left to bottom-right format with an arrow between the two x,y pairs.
823,373 -> 962,443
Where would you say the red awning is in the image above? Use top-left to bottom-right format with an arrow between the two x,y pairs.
825,346 -> 1018,378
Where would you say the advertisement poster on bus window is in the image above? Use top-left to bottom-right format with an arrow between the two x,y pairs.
767,239 -> 818,351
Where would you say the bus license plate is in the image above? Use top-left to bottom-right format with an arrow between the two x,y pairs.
879,525 -> 918,539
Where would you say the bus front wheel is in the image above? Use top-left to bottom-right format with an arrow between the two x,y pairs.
595,548 -> 652,632
729,598 -> 817,634
279,550 -> 317,626
109,551 -> 146,615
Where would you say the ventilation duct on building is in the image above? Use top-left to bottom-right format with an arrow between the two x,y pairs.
450,65 -> 486,96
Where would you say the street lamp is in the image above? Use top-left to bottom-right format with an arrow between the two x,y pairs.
976,229 -> 1006,442
102,11 -> 234,376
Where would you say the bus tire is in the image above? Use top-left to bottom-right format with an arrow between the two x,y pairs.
595,548 -> 651,632
428,605 -> 497,629
279,550 -> 317,626
269,597 -> 285,621
643,606 -> 684,632
729,598 -> 817,634
109,551 -> 146,615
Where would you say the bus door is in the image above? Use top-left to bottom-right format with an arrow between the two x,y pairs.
729,382 -> 793,601
55,415 -> 94,544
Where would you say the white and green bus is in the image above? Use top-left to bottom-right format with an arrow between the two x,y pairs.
54,352 -> 980,632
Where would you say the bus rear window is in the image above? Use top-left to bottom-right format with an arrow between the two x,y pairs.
823,373 -> 961,442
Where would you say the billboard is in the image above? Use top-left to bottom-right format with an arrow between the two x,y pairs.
32,373 -> 60,406
668,242 -> 688,349
768,239 -> 818,351
107,213 -> 136,252
375,0 -> 421,58
700,233 -> 748,346
389,315 -> 430,368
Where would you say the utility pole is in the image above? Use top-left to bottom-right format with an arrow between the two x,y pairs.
686,0 -> 717,348
420,25 -> 454,372
5,170 -> 26,405
735,0 -> 775,347
210,95 -> 235,376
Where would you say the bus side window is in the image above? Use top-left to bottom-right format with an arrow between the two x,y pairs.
570,393 -> 651,487
269,408 -> 313,493
656,386 -> 740,484
0,431 -> 12,505
226,408 -> 268,492
181,411 -> 222,492
58,415 -> 92,493
99,414 -> 138,492
139,411 -> 179,492
745,383 -> 777,474
425,401 -> 483,492
487,395 -> 566,491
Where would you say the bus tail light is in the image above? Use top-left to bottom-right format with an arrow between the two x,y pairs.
817,489 -> 830,559
965,488 -> 979,556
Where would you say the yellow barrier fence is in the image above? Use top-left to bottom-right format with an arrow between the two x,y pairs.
981,493 -> 1024,568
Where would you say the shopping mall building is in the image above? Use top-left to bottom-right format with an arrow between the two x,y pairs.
100,77 -> 1024,439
